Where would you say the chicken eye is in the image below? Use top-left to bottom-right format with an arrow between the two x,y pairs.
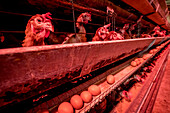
35,17 -> 43,24
37,19 -> 41,22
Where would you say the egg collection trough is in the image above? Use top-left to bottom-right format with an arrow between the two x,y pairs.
0,37 -> 169,112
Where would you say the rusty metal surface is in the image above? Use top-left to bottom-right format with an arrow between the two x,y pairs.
0,43 -> 89,105
0,38 -> 167,107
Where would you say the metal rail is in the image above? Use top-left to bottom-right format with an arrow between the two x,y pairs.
145,57 -> 167,112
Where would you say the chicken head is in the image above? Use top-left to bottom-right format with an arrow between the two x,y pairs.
92,23 -> 111,41
23,12 -> 54,47
76,12 -> 91,27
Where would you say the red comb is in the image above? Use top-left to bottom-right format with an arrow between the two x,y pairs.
42,12 -> 52,20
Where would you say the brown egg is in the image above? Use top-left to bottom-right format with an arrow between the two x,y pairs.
156,46 -> 160,49
149,49 -> 154,54
138,58 -> 144,63
131,61 -> 137,67
88,85 -> 101,96
58,102 -> 74,113
160,45 -> 164,48
70,95 -> 83,110
80,91 -> 93,103
106,74 -> 115,84
134,58 -> 141,65
153,49 -> 157,52
142,54 -> 148,60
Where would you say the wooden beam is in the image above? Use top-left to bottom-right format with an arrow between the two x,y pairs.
27,0 -> 153,27
162,25 -> 169,29
147,12 -> 165,25
121,0 -> 155,15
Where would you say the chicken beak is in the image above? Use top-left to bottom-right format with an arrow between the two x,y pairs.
104,23 -> 111,28
48,25 -> 54,32
45,22 -> 54,32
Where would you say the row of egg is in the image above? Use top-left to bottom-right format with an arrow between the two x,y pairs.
57,74 -> 115,113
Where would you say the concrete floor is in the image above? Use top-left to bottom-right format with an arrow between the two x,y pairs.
152,53 -> 170,113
